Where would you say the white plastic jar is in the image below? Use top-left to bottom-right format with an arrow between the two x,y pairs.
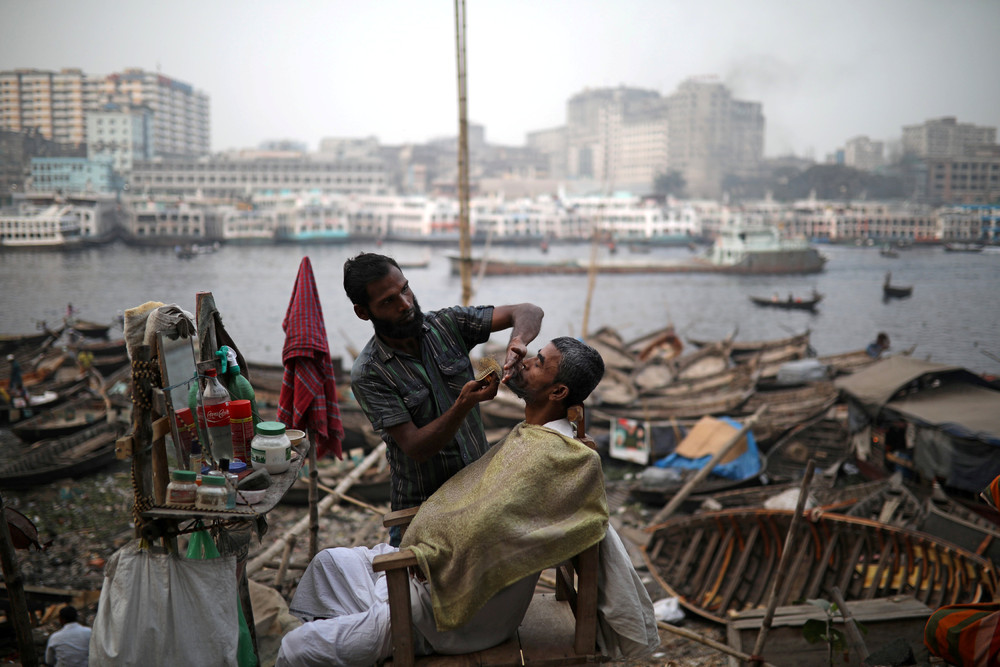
250,421 -> 291,474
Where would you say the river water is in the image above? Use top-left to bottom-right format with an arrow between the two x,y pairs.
2,240 -> 999,376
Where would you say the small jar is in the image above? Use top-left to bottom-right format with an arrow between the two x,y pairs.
196,473 -> 229,510
250,421 -> 291,474
166,469 -> 197,506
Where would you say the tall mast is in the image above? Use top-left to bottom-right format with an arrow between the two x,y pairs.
454,0 -> 472,305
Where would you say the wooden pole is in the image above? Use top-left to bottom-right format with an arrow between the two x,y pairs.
454,0 -> 472,306
0,493 -> 39,667
830,585 -> 871,664
750,458 -> 817,666
581,229 -> 600,339
658,621 -> 778,667
247,443 -> 386,575
650,406 -> 767,525
131,344 -> 154,538
308,435 -> 318,559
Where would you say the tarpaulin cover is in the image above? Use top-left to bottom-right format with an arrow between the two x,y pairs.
277,257 -> 344,459
653,416 -> 761,480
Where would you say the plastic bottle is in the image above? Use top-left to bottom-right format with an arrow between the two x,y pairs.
202,368 -> 232,462
228,399 -> 254,464
219,346 -> 258,424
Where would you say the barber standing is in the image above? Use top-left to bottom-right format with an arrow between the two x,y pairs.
343,253 -> 542,545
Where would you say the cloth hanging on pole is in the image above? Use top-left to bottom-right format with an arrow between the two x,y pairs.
277,257 -> 344,459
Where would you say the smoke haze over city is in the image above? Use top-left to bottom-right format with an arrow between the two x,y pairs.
3,0 -> 999,157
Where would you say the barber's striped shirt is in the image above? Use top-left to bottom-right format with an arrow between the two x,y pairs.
351,306 -> 495,528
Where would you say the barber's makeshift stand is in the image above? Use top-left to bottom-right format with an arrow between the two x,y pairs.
118,292 -> 308,663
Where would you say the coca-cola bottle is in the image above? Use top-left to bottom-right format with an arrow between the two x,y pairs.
202,368 -> 232,463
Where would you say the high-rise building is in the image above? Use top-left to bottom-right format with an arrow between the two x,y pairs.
902,117 -> 996,159
0,67 -> 210,157
87,103 -> 154,176
564,86 -> 662,188
664,78 -> 764,199
843,136 -> 885,172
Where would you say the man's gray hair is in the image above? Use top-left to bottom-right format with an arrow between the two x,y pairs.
551,337 -> 605,406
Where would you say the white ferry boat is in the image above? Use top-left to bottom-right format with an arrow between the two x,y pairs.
709,222 -> 827,274
0,205 -> 83,249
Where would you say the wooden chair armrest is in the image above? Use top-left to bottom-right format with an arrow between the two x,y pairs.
383,506 -> 420,529
373,547 -> 418,667
371,548 -> 419,572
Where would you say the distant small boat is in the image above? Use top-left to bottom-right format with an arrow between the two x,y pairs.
943,242 -> 984,253
880,245 -> 899,258
175,242 -> 221,259
749,291 -> 823,312
883,271 -> 913,299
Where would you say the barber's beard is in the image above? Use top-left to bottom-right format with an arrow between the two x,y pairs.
371,299 -> 425,339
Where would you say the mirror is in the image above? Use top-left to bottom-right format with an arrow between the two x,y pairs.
157,328 -> 200,470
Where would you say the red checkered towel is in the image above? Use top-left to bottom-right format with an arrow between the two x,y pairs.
276,257 -> 344,459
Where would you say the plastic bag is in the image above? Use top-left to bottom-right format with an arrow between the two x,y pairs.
185,529 -> 257,667
90,540 -> 240,666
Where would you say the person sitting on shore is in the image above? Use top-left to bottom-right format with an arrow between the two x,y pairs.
44,605 -> 91,667
275,337 -> 658,666
866,332 -> 891,358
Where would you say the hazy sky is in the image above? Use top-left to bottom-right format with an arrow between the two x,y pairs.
3,0 -> 999,158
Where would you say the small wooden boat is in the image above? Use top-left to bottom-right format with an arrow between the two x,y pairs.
883,271 -> 913,298
749,292 -> 823,312
741,386 -> 841,449
689,329 -> 811,357
67,318 -> 112,339
880,245 -> 900,258
595,380 -> 754,422
11,394 -> 117,443
643,509 -> 998,624
0,329 -> 58,355
0,421 -> 127,488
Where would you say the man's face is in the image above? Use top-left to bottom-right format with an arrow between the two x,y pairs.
505,341 -> 563,402
358,265 -> 425,340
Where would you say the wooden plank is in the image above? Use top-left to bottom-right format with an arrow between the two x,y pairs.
717,524 -> 760,612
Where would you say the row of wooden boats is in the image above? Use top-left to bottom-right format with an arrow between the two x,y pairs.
1,323 -> 131,488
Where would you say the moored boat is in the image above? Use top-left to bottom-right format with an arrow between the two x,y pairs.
11,394 -> 121,443
642,509 -> 998,624
0,420 -> 127,488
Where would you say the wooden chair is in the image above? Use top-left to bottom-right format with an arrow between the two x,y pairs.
370,405 -> 605,667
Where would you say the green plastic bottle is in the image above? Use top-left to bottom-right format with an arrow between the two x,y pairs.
219,346 -> 259,425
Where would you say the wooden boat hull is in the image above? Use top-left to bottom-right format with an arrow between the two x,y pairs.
689,330 -> 811,355
643,509 -> 998,624
0,421 -> 126,488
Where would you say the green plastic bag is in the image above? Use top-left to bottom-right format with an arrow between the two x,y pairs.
186,528 -> 257,667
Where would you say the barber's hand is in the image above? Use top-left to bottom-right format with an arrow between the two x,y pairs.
502,338 -> 527,382
460,375 -> 500,406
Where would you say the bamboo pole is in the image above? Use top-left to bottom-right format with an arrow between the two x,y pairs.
830,585 -> 871,664
658,622 -> 778,667
650,406 -> 767,525
0,493 -> 39,667
454,0 -> 472,306
246,443 -> 386,575
750,458 -> 817,666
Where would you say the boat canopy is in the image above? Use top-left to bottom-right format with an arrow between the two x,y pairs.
836,356 -> 1000,445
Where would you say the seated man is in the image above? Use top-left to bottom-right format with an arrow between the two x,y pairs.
276,337 -> 658,666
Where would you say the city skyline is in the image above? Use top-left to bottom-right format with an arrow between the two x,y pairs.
3,0 -> 999,159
